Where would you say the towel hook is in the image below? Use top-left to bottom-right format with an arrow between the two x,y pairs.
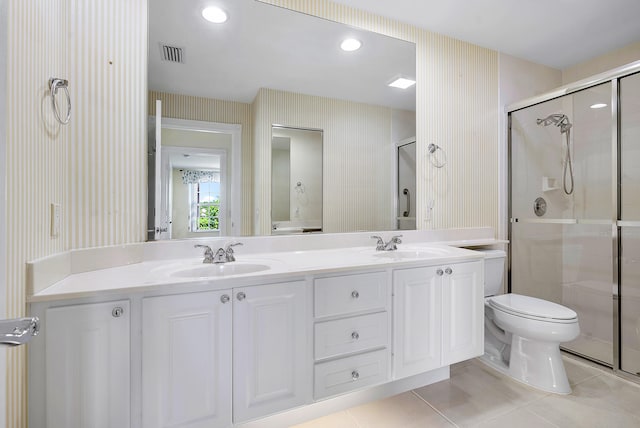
49,78 -> 71,125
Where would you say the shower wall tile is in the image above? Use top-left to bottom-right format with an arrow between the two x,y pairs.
259,0 -> 499,232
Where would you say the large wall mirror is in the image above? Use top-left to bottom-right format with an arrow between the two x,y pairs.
148,0 -> 416,239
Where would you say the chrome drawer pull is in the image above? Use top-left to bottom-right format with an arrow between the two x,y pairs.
436,269 -> 444,276
351,370 -> 360,380
351,290 -> 360,299
220,294 -> 230,304
237,291 -> 246,301
445,267 -> 453,275
351,331 -> 360,340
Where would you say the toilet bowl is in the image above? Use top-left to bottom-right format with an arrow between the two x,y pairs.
477,250 -> 580,394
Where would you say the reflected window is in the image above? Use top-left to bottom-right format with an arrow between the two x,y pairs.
183,171 -> 222,232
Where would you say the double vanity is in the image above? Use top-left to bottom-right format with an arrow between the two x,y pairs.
27,229 -> 498,428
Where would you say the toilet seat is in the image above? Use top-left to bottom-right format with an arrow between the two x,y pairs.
487,294 -> 577,324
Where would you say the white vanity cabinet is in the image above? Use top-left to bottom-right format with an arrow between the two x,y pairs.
141,280 -> 310,427
44,300 -> 131,428
233,280 -> 310,422
312,271 -> 392,399
393,261 -> 483,379
142,290 -> 232,428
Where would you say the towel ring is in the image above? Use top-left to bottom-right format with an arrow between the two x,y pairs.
427,143 -> 447,168
49,78 -> 71,125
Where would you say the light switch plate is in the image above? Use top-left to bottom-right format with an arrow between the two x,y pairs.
51,203 -> 61,237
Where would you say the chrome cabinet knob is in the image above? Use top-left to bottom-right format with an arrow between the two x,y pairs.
112,307 -> 124,318
351,370 -> 360,380
445,267 -> 453,275
220,294 -> 230,304
351,290 -> 360,299
351,331 -> 360,340
436,269 -> 444,276
237,291 -> 246,301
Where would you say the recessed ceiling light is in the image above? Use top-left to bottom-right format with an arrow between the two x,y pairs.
340,38 -> 362,52
590,103 -> 607,109
388,77 -> 416,89
202,6 -> 228,24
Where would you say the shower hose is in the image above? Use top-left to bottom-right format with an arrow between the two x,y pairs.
563,128 -> 574,195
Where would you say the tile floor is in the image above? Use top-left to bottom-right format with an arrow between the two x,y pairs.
293,356 -> 640,428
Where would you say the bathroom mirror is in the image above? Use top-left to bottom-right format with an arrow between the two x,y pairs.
271,126 -> 323,234
148,0 -> 416,237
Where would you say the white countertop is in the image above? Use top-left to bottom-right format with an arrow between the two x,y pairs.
30,244 -> 485,302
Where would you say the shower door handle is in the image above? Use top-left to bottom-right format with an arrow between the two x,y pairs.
402,188 -> 410,217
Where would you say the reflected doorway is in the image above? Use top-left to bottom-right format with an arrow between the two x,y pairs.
397,138 -> 416,230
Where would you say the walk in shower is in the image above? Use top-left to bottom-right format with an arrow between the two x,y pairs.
508,62 -> 640,379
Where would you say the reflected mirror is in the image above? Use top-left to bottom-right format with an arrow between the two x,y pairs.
271,126 -> 323,234
148,0 -> 416,238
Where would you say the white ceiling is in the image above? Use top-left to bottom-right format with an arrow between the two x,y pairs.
330,0 -> 640,69
149,0 -> 416,111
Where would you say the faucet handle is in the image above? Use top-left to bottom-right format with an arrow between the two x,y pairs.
371,235 -> 385,251
225,242 -> 243,262
390,235 -> 403,244
194,244 -> 213,254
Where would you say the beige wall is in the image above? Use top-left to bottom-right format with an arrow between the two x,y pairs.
5,0 -> 147,425
562,40 -> 640,85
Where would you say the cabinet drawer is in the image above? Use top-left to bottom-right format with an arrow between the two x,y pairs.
314,272 -> 388,318
314,349 -> 389,399
314,312 -> 388,360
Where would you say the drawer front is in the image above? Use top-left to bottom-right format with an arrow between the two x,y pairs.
314,312 -> 388,360
314,272 -> 388,318
314,349 -> 389,399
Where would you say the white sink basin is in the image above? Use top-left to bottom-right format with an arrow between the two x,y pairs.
373,247 -> 453,260
170,263 -> 270,278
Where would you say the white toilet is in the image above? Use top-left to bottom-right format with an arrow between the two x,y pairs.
478,249 -> 580,394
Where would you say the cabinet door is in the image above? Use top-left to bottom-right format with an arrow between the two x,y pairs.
233,281 -> 310,422
45,300 -> 130,428
393,267 -> 442,379
442,261 -> 484,365
142,291 -> 232,428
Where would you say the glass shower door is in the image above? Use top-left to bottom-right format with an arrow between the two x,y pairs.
510,82 -> 614,365
620,72 -> 640,376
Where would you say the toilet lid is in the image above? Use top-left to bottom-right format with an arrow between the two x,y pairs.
488,294 -> 577,321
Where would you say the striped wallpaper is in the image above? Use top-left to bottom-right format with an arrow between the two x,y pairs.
253,88 -> 396,235
6,0 -> 498,425
148,91 -> 254,235
5,0 -> 147,426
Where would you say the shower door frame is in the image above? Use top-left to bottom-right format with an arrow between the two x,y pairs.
506,59 -> 640,382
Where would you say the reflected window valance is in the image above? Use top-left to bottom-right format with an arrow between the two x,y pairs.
181,169 -> 220,184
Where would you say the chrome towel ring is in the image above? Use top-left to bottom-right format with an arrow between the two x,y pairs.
427,143 -> 447,168
49,78 -> 71,125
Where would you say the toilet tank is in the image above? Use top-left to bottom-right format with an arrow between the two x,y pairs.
475,249 -> 506,297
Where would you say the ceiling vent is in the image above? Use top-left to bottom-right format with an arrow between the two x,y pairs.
160,44 -> 184,63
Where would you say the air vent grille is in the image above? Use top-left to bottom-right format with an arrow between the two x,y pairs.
161,44 -> 184,63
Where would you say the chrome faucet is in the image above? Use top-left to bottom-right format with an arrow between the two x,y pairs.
195,242 -> 243,263
371,235 -> 403,251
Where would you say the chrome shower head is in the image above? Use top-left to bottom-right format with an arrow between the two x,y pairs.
537,114 -> 572,133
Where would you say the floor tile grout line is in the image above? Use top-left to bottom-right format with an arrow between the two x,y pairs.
410,390 -> 461,428
344,409 -> 364,428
